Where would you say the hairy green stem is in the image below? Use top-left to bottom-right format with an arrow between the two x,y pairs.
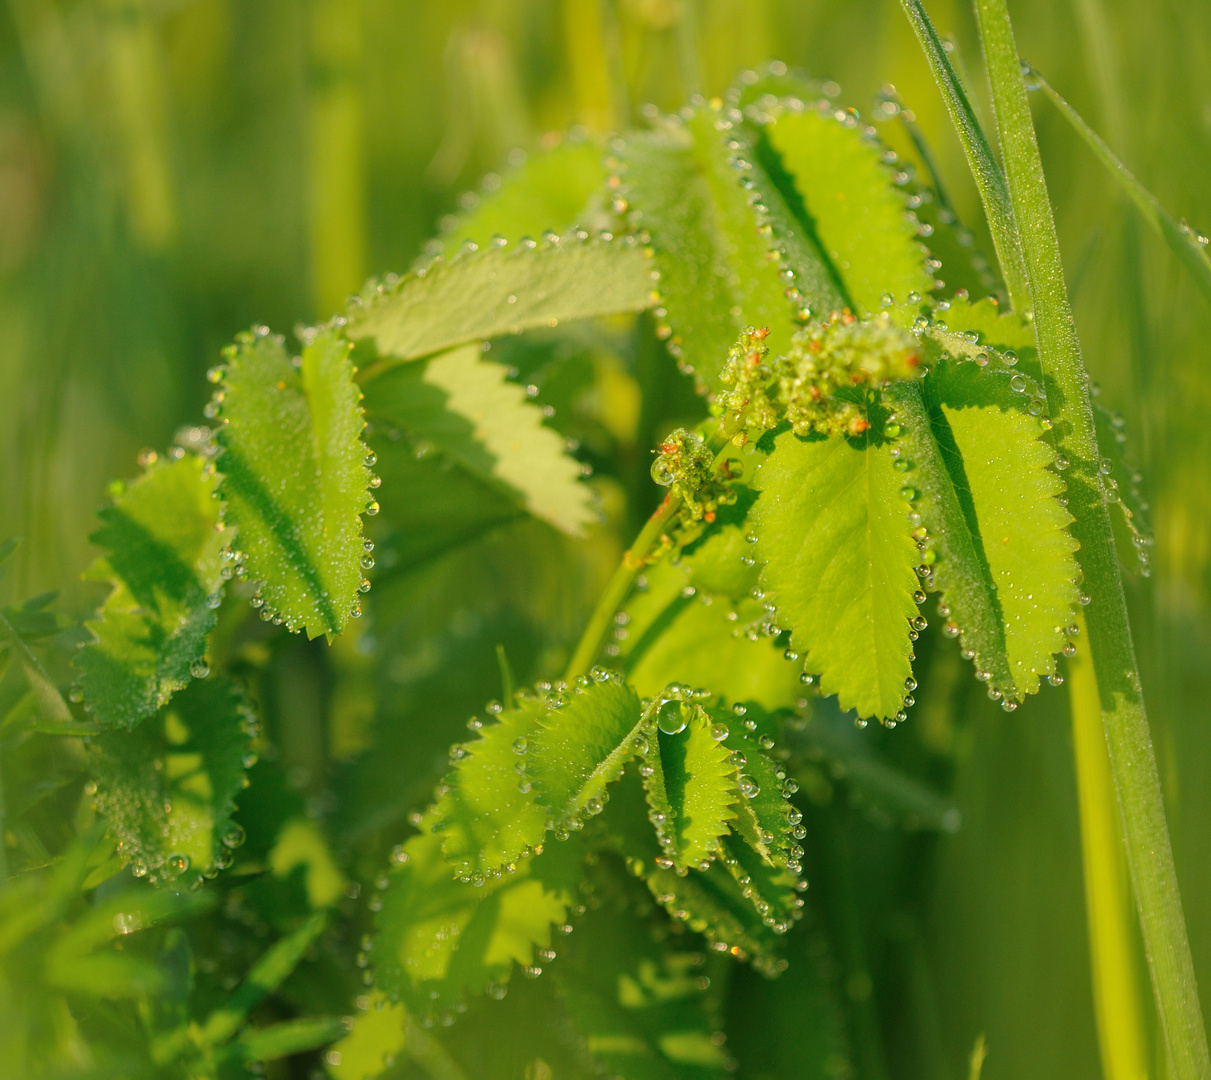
898,0 -> 1030,311
565,429 -> 731,679
973,2 -> 1210,1076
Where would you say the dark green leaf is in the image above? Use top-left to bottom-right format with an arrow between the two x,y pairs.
75,456 -> 225,729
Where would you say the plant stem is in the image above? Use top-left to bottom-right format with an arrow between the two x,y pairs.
1070,609 -> 1150,1080
973,2 -> 1210,1076
898,0 -> 1030,311
565,429 -> 731,679
564,490 -> 684,680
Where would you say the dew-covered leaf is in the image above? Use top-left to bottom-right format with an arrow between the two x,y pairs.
432,699 -> 548,878
752,427 -> 920,720
526,676 -> 644,830
713,708 -> 797,870
440,137 -> 608,255
554,868 -> 732,1080
762,104 -> 933,313
88,675 -> 254,886
76,457 -> 225,729
640,705 -> 736,871
616,108 -> 802,387
364,343 -> 595,540
907,299 -> 1080,697
717,832 -> 801,929
371,823 -> 582,1015
214,326 -> 370,638
620,557 -> 802,713
347,238 -> 650,372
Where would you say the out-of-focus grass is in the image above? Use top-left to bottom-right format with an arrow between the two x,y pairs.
1,2 -> 1209,1077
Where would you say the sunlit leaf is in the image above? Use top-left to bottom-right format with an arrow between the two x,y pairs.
214,326 -> 371,637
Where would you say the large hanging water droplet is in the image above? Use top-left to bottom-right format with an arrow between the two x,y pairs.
656,699 -> 690,735
738,775 -> 760,798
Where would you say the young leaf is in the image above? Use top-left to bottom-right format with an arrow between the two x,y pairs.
554,867 -> 732,1080
440,136 -> 609,255
752,427 -> 920,720
75,456 -> 225,729
347,237 -> 651,374
525,675 -> 644,831
639,705 -> 737,871
760,103 -> 934,313
715,712 -> 798,870
214,326 -> 371,638
89,675 -> 254,886
717,832 -> 801,930
364,343 -> 595,540
371,824 -> 582,1015
616,108 -> 805,387
432,699 -> 548,878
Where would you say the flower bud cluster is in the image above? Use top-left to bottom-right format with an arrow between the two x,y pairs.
650,428 -> 733,523
774,311 -> 922,438
716,326 -> 779,444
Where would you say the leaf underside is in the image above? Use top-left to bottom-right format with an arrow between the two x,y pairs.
77,456 -> 225,730
215,327 -> 370,639
364,344 -> 595,541
347,238 -> 652,371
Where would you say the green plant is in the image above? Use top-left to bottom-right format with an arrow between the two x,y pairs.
1,6 -> 1205,1079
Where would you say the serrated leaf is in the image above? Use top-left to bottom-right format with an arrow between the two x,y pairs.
347,238 -> 650,373
714,710 -> 796,869
365,344 -> 595,539
371,824 -> 581,1015
433,700 -> 548,877
527,677 -> 643,829
89,675 -> 253,886
555,868 -> 731,1080
717,832 -> 801,929
617,108 -> 803,387
441,137 -> 608,255
762,105 -> 933,313
75,456 -> 225,729
640,707 -> 736,871
215,326 -> 370,638
893,360 -> 1078,699
752,427 -> 920,720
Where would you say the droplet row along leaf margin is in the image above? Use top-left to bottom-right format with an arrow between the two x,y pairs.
211,325 -> 373,639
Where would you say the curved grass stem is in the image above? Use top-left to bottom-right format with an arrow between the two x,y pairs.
971,1 -> 1210,1075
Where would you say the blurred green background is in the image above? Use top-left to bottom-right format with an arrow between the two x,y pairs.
2,1 -> 1209,1077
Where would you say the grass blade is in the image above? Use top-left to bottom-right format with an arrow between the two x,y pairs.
898,0 -> 1030,311
972,1 -> 1211,1075
1030,67 -> 1211,306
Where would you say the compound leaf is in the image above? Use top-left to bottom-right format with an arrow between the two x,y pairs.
526,677 -> 644,830
762,105 -> 933,313
215,326 -> 370,638
347,238 -> 651,372
752,428 -> 920,720
372,824 -> 582,1015
432,700 -> 548,878
364,343 -> 595,541
76,456 -> 225,729
89,675 -> 253,887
